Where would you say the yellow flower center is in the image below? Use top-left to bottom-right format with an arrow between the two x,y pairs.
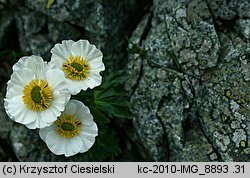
62,56 -> 90,80
55,114 -> 82,138
22,79 -> 53,111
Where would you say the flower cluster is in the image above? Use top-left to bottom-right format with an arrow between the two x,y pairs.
4,40 -> 105,157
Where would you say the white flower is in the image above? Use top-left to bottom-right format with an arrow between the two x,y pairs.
50,39 -> 105,95
39,99 -> 98,157
4,55 -> 70,129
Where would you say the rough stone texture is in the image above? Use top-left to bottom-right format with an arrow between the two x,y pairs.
127,0 -> 250,161
0,4 -> 17,50
1,0 -> 151,65
206,0 -> 250,42
0,95 -> 16,161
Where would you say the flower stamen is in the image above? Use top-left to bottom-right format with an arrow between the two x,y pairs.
62,56 -> 90,80
22,79 -> 53,111
55,114 -> 81,138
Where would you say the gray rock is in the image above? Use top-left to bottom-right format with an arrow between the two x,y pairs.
0,95 -> 15,161
11,0 -> 151,66
15,7 -> 51,59
127,0 -> 250,161
236,19 -> 250,42
198,43 -> 250,161
237,0 -> 250,18
0,5 -> 16,49
48,18 -> 81,43
206,0 -> 250,42
207,0 -> 237,22
0,0 -> 6,4
0,95 -> 14,141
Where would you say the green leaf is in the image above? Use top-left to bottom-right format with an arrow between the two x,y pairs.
99,71 -> 129,89
89,106 -> 110,125
126,37 -> 147,57
167,51 -> 181,71
94,88 -> 124,100
84,127 -> 121,161
0,49 -> 22,63
46,0 -> 55,9
87,70 -> 131,120
95,101 -> 131,119
76,89 -> 94,106
98,98 -> 130,107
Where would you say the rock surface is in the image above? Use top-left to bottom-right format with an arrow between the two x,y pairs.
1,0 -> 151,64
127,0 -> 250,161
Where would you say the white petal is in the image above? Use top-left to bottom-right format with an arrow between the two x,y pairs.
6,80 -> 14,92
40,108 -> 58,123
6,83 -> 24,98
39,125 -> 56,141
82,77 -> 100,89
87,49 -> 103,63
88,74 -> 102,87
12,56 -> 29,71
86,44 -> 98,59
49,90 -> 68,113
47,61 -> 58,70
85,44 -> 102,62
44,69 -> 71,117
46,69 -> 71,105
45,132 -> 67,155
51,40 -> 74,61
79,113 -> 94,126
79,136 -> 95,153
8,68 -> 35,92
43,105 -> 61,121
63,100 -> 77,115
83,77 -> 97,89
65,79 -> 85,95
25,55 -> 46,79
64,136 -> 83,157
71,39 -> 90,58
45,132 -> 83,157
5,96 -> 36,125
90,63 -> 105,73
80,123 -> 98,137
88,56 -> 104,69
50,55 -> 65,68
65,75 -> 102,94
63,100 -> 94,125
78,123 -> 98,153
46,69 -> 68,92
3,99 -> 12,119
25,55 -> 44,66
69,99 -> 87,110
72,102 -> 95,126
25,112 -> 51,129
